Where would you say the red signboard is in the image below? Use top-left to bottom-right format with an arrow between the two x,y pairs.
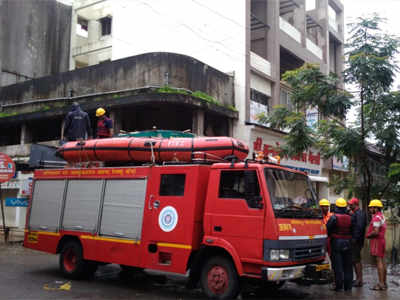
0,153 -> 15,183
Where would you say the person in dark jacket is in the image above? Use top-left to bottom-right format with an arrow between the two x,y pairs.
61,102 -> 92,141
348,197 -> 367,287
326,198 -> 356,292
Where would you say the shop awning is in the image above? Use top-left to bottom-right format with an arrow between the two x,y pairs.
308,175 -> 329,183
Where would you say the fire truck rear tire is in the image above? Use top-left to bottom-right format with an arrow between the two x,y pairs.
200,256 -> 240,300
59,241 -> 88,279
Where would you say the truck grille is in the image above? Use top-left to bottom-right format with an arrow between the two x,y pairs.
293,245 -> 324,260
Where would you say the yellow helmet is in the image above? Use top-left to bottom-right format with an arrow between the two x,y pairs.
335,197 -> 347,207
368,199 -> 383,208
96,107 -> 106,117
319,199 -> 330,206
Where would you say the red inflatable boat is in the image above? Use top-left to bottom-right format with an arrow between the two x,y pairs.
57,136 -> 249,163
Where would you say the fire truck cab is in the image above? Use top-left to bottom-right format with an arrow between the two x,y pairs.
24,161 -> 327,299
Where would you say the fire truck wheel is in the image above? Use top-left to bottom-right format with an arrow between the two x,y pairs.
59,241 -> 88,279
200,256 -> 239,300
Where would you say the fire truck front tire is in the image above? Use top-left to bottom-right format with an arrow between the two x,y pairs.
200,256 -> 240,300
59,241 -> 89,279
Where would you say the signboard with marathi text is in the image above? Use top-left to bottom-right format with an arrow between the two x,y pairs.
0,153 -> 15,183
252,136 -> 322,175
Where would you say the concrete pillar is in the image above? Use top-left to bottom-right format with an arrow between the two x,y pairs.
109,110 -> 120,136
228,119 -> 233,137
88,20 -> 100,65
192,110 -> 205,136
20,123 -> 31,145
69,7 -> 78,70
293,1 -> 306,47
267,0 -> 281,108
315,0 -> 329,71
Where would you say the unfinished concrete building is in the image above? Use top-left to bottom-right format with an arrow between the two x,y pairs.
0,0 -> 345,230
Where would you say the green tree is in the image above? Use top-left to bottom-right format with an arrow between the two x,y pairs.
259,15 -> 400,211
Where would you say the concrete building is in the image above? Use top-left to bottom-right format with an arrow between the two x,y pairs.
0,0 -> 71,86
0,0 -> 72,232
0,0 -> 346,230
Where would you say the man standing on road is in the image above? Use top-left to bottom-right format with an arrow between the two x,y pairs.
61,102 -> 92,142
366,199 -> 387,291
320,198 -> 333,255
348,197 -> 367,287
326,198 -> 355,292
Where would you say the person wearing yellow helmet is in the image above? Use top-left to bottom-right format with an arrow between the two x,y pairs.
319,199 -> 332,225
326,197 -> 355,292
96,107 -> 114,138
366,199 -> 387,291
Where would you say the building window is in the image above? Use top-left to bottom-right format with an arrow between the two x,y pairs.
99,16 -> 112,36
219,170 -> 261,208
159,174 -> 186,196
219,171 -> 245,199
77,17 -> 88,38
250,88 -> 269,125
251,89 -> 269,107
280,89 -> 294,111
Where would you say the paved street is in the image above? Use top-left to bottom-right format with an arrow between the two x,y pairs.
1,242 -> 399,299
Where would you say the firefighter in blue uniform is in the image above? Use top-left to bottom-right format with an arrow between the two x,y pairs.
326,197 -> 356,292
62,102 -> 92,142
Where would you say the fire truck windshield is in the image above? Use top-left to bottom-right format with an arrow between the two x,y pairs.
264,168 -> 322,219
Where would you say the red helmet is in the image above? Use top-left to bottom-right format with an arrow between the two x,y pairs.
348,197 -> 359,205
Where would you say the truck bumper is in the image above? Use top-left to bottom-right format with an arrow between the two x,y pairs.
299,262 -> 332,284
262,265 -> 305,281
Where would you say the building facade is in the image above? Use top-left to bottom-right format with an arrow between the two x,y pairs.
0,0 -> 345,229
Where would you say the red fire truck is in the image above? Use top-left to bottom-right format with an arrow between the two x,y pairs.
24,136 -> 328,299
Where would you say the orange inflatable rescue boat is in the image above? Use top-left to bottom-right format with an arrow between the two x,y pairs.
57,136 -> 249,163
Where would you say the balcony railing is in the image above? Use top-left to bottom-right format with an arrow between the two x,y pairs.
279,17 -> 301,44
306,38 -> 323,60
250,51 -> 271,76
72,37 -> 112,57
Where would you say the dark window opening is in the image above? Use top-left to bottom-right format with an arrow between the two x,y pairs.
0,124 -> 21,146
119,104 -> 193,133
251,89 -> 269,106
159,174 -> 186,196
250,0 -> 269,60
280,47 -> 304,79
204,113 -> 229,136
219,170 -> 261,208
78,17 -> 88,31
99,16 -> 112,36
27,118 -> 63,143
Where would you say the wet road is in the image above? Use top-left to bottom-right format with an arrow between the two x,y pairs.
1,242 -> 399,299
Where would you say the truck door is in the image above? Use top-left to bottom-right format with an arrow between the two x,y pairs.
142,166 -> 191,273
207,169 -> 265,261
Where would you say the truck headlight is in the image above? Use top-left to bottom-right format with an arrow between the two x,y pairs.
270,249 -> 290,261
279,249 -> 290,260
270,249 -> 280,261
